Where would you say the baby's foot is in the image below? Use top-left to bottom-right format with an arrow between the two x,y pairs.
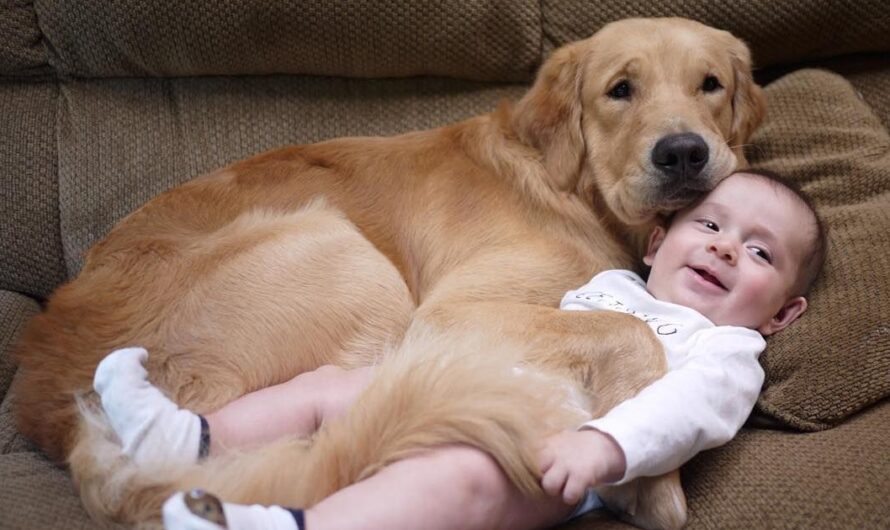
163,490 -> 303,530
93,347 -> 207,467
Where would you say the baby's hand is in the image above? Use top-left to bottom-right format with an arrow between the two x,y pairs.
538,429 -> 626,504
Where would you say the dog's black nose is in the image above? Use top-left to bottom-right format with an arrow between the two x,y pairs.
652,133 -> 709,181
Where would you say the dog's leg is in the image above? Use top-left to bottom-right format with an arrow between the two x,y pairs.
98,202 -> 414,414
134,204 -> 414,413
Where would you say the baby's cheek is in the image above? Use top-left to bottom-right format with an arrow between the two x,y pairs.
743,276 -> 783,320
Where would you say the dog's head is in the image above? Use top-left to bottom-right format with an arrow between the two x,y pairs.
512,17 -> 765,226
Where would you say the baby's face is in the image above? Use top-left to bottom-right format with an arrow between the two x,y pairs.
644,173 -> 812,334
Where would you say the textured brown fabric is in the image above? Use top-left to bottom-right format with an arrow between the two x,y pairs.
56,75 -> 526,275
541,1 -> 890,70
0,0 -> 52,77
25,1 -> 890,81
679,401 -> 890,529
0,80 -> 67,299
824,57 -> 890,131
0,452 -> 101,529
0,293 -> 96,528
759,55 -> 890,131
747,69 -> 890,430
1,379 -> 31,455
34,0 -> 541,81
0,291 -> 38,402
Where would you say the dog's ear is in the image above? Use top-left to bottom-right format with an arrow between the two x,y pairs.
727,39 -> 766,162
511,41 -> 586,190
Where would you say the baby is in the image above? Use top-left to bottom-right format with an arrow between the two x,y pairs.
93,169 -> 826,530
539,167 -> 826,514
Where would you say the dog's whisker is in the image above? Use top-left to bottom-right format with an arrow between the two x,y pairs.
729,142 -> 766,157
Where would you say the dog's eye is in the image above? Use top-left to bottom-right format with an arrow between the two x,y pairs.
702,75 -> 722,93
607,80 -> 632,100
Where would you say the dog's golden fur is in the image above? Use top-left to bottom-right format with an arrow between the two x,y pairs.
13,18 -> 764,529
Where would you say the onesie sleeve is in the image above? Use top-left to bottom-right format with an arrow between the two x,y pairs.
583,327 -> 765,484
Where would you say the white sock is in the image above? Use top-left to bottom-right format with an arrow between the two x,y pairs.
163,491 -> 302,530
93,347 -> 204,467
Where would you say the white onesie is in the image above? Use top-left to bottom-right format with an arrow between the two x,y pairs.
560,269 -> 766,484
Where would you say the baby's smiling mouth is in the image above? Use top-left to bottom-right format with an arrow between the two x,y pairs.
691,267 -> 727,290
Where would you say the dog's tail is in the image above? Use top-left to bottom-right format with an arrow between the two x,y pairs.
70,325 -> 585,525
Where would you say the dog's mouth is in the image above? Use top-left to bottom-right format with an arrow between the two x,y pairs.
619,169 -> 720,224
660,174 -> 715,203
639,171 -> 718,216
690,267 -> 727,290
643,186 -> 703,217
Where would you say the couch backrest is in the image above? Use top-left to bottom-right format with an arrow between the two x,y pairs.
539,1 -> 890,68
9,0 -> 543,81
2,1 -> 888,80
0,82 -> 68,299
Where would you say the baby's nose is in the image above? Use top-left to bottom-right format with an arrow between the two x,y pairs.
708,240 -> 737,263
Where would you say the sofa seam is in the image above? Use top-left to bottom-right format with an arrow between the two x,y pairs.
28,0 -> 64,81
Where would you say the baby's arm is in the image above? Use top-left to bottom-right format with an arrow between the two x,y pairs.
538,429 -> 625,504
584,327 -> 765,484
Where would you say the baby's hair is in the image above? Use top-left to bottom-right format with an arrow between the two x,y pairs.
740,168 -> 827,296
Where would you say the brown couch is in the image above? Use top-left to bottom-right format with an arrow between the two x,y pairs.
2,2 -> 888,529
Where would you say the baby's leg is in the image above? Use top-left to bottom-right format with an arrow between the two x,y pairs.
162,445 -> 575,530
94,347 -> 373,467
205,365 -> 374,454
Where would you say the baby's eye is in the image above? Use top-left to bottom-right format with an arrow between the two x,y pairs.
750,247 -> 772,263
698,219 -> 719,231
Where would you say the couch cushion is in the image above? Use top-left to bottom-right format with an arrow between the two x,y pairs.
0,290 -> 98,529
541,1 -> 890,69
56,76 -> 527,275
0,452 -> 99,530
0,81 -> 67,299
827,57 -> 890,131
681,400 -> 890,530
0,1 -> 52,77
34,0 -> 540,81
748,69 -> 890,430
1,384 -> 29,455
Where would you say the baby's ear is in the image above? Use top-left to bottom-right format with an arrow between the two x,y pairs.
643,226 -> 666,266
759,296 -> 808,336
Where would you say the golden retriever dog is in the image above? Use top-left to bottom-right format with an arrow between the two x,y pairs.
12,17 -> 764,530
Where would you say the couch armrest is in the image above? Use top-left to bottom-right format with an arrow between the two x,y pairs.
681,400 -> 890,529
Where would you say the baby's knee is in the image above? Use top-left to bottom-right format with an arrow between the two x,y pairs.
288,364 -> 344,392
436,446 -> 515,522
